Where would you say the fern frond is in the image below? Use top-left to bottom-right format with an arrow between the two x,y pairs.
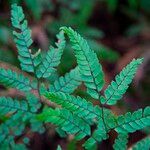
38,108 -> 91,139
0,68 -> 36,91
49,67 -> 81,94
36,31 -> 66,78
100,58 -> 143,105
131,136 -> 150,150
83,120 -> 108,149
113,133 -> 128,150
44,92 -> 102,121
0,97 -> 30,115
61,27 -> 104,99
115,106 -> 150,133
11,4 -> 36,73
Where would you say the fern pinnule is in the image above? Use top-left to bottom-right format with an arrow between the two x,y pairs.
11,4 -> 36,73
114,106 -> 150,133
44,92 -> 102,121
38,108 -> 91,140
0,68 -> 36,91
49,67 -> 81,94
83,120 -> 108,149
100,58 -> 143,105
36,31 -> 66,78
0,97 -> 29,115
61,27 -> 104,99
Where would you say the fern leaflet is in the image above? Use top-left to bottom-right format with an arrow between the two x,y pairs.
0,97 -> 30,115
113,133 -> 128,150
83,120 -> 108,149
36,31 -> 66,78
49,67 -> 81,94
0,68 -> 36,91
44,92 -> 102,121
114,106 -> 150,133
131,136 -> 150,150
38,108 -> 91,140
11,4 -> 36,73
61,27 -> 104,99
100,58 -> 143,105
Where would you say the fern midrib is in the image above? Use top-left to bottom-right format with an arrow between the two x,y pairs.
104,64 -> 136,105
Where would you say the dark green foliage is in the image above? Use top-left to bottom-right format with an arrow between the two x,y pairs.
0,3 -> 149,150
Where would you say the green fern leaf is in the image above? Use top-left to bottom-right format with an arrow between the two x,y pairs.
0,68 -> 36,91
115,106 -> 150,133
61,27 -> 104,99
131,136 -> 150,150
38,108 -> 91,139
49,67 -> 81,94
83,120 -> 108,149
100,58 -> 143,105
36,31 -> 66,78
0,97 -> 29,115
44,92 -> 102,121
11,4 -> 36,73
0,112 -> 28,149
113,133 -> 128,150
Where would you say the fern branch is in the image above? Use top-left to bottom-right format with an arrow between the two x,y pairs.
100,58 -> 143,105
130,136 -> 150,150
114,106 -> 150,133
49,67 -> 81,94
83,119 -> 108,149
61,27 -> 104,99
113,133 -> 128,150
36,31 -> 66,78
11,4 -> 36,73
44,92 -> 102,121
0,97 -> 31,115
0,68 -> 36,92
38,108 -> 91,139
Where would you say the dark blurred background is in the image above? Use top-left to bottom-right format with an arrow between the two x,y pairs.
0,0 -> 150,149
